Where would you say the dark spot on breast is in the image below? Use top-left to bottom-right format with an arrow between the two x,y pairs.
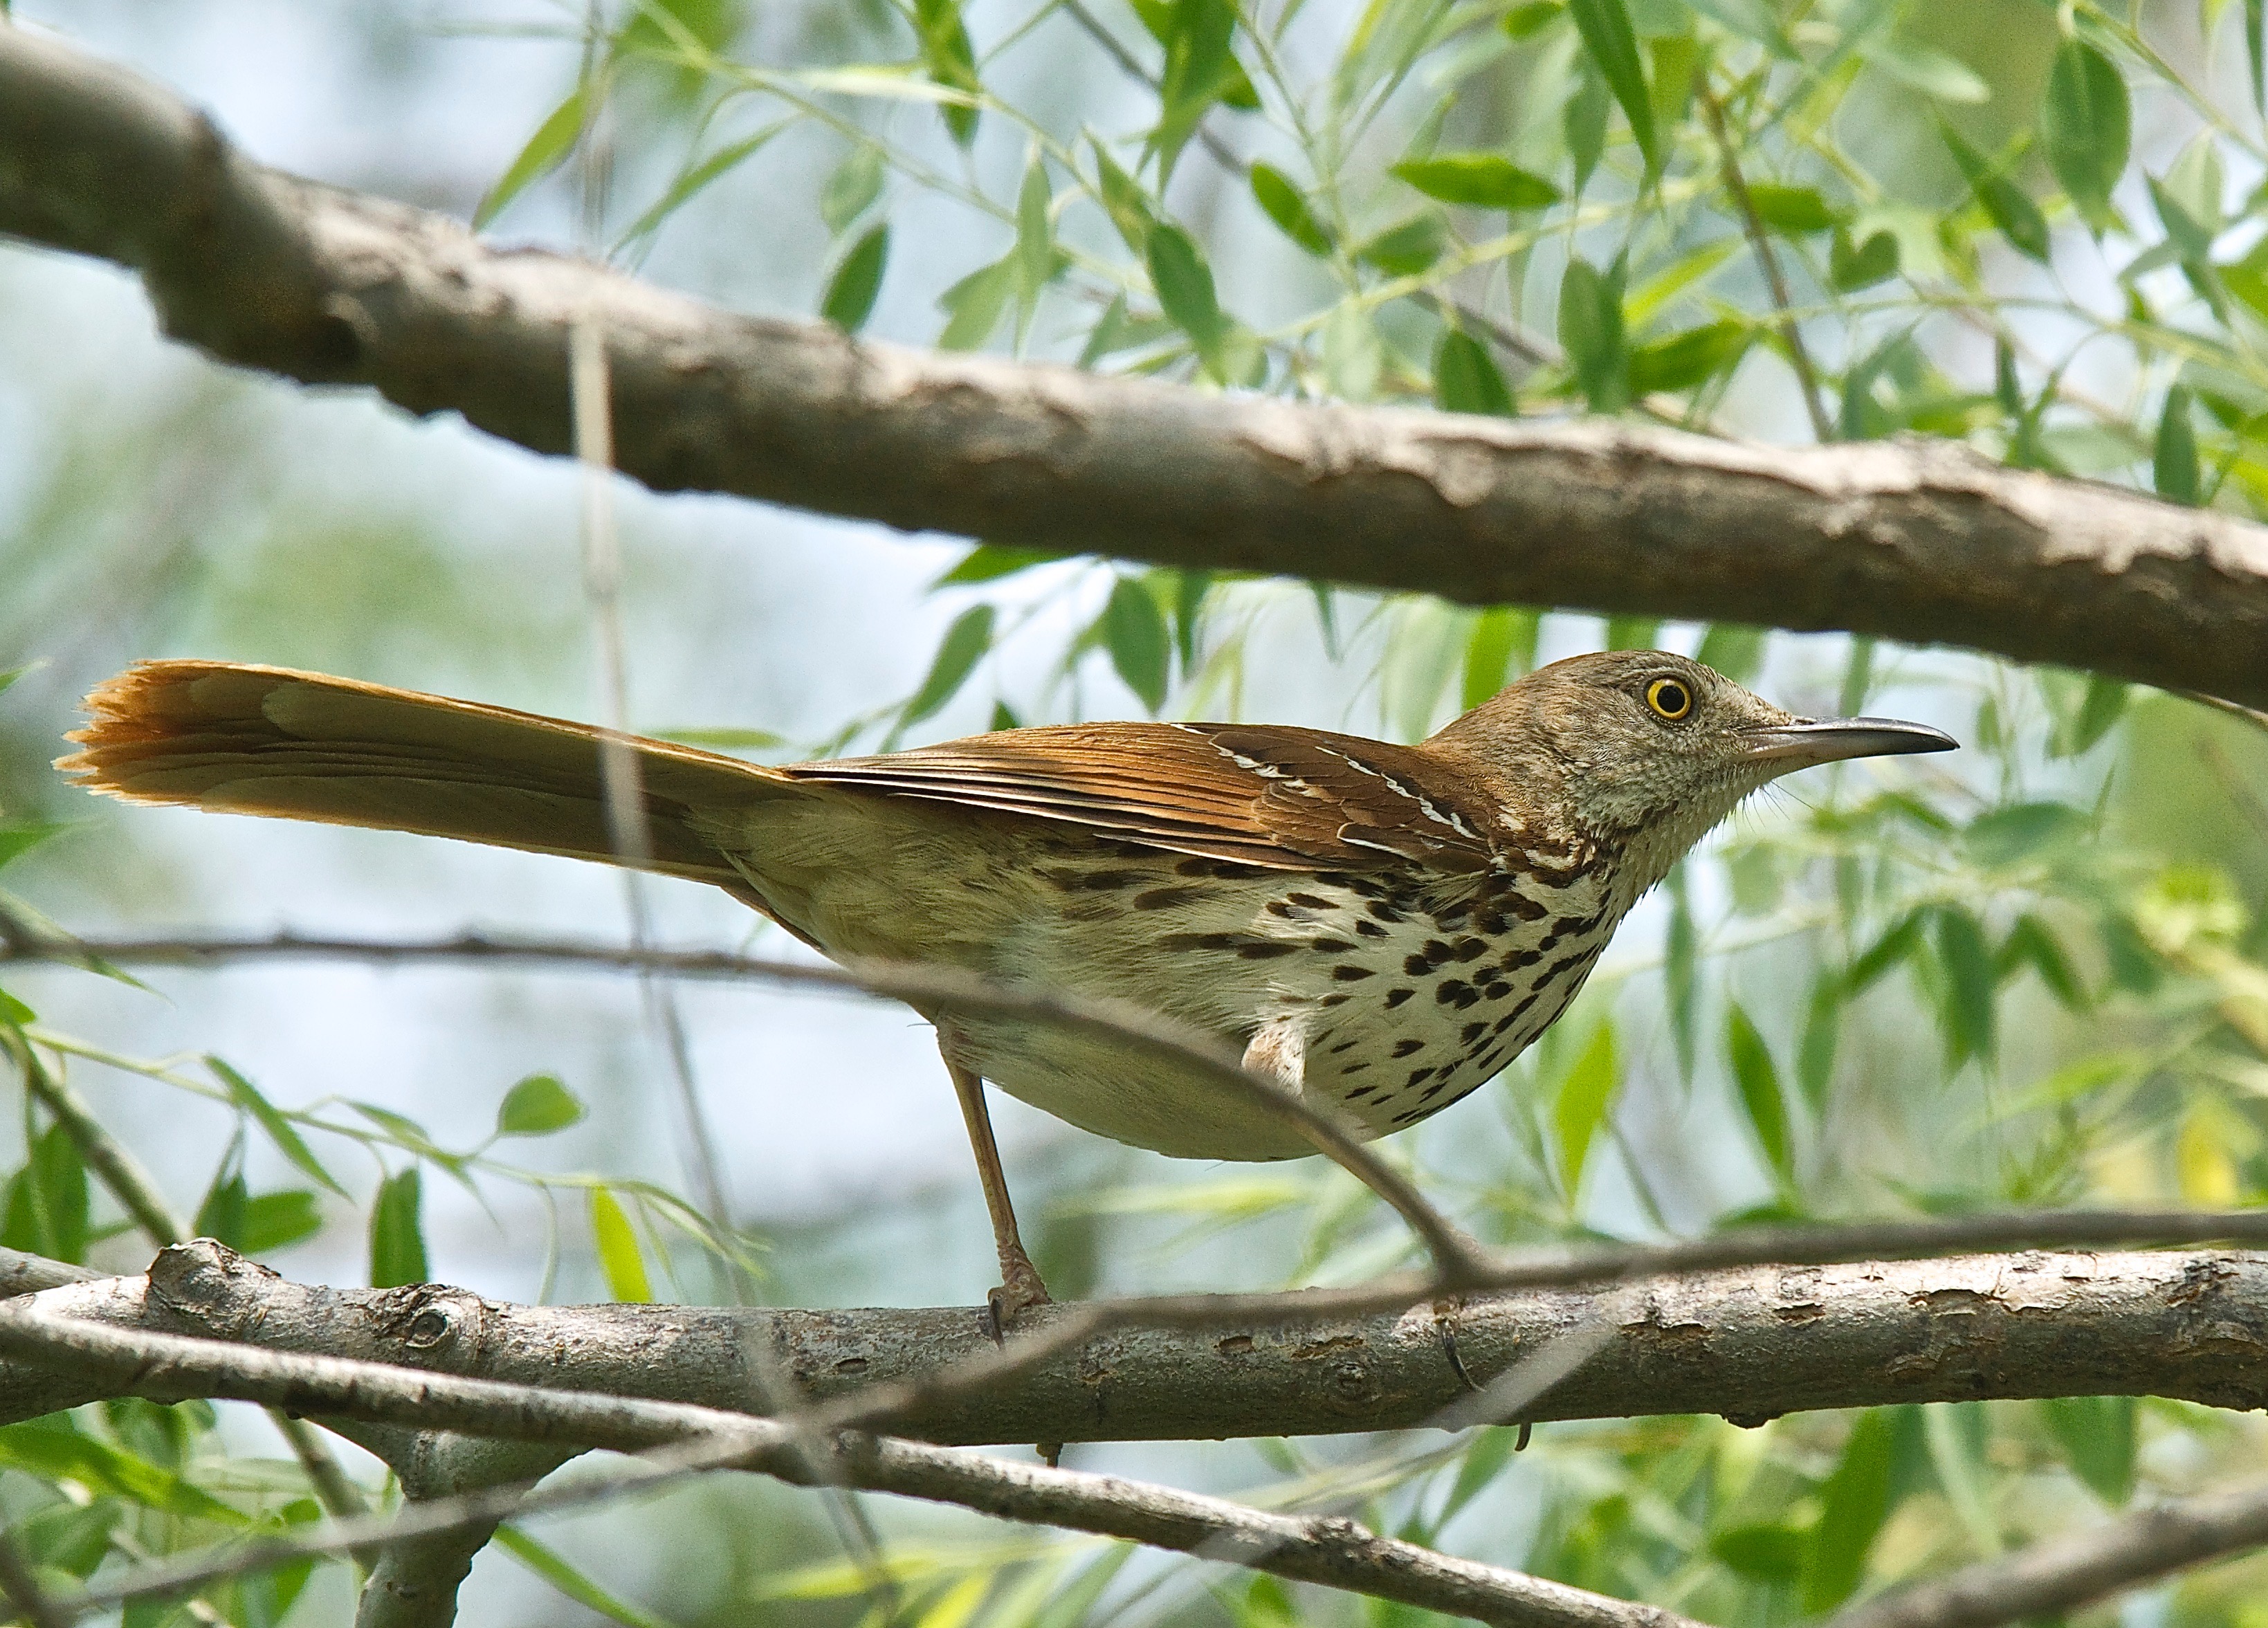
1068,869 -> 1146,891
1134,885 -> 1209,911
1319,992 -> 1353,1007
1392,1108 -> 1425,1124
1421,940 -> 1455,965
1436,979 -> 1472,1005
1310,938 -> 1355,953
1384,988 -> 1415,1009
1331,964 -> 1376,981
1420,1079 -> 1452,1101
1177,857 -> 1267,880
1407,1066 -> 1437,1086
1461,1022 -> 1485,1045
1342,1060 -> 1370,1074
1476,913 -> 1509,936
1403,953 -> 1434,977
1484,982 -> 1511,1000
1553,908 -> 1609,935
1454,938 -> 1488,962
1392,1039 -> 1425,1057
1355,919 -> 1388,938
1501,949 -> 1543,971
1288,892 -> 1334,911
1239,941 -> 1299,960
1368,900 -> 1404,923
1346,1085 -> 1376,1099
1493,1012 -> 1521,1034
1500,892 -> 1548,921
1328,1039 -> 1360,1054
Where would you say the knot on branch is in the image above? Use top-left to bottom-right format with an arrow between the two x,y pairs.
149,1238 -> 280,1332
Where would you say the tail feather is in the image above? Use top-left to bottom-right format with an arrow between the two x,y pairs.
60,661 -> 798,886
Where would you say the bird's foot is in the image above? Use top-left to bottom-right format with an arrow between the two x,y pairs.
982,1250 -> 1053,1341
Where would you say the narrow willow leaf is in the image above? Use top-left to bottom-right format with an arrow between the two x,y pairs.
1354,215 -> 1447,276
819,143 -> 885,233
0,1417 -> 250,1526
473,88 -> 586,230
239,1190 -> 322,1254
1934,906 -> 1998,1067
1940,122 -> 2052,263
1172,570 -> 1211,668
1391,153 -> 1561,210
1694,623 -> 1766,683
1830,227 -> 1901,290
902,605 -> 995,726
1726,1003 -> 1791,1180
2040,1395 -> 2137,1506
1091,138 -> 1155,254
1567,0 -> 1656,172
2067,673 -> 2128,754
1103,577 -> 1171,711
1798,973 -> 1840,1110
1146,224 -> 1229,378
496,1526 -> 675,1628
821,225 -> 889,332
1800,1411 -> 1896,1610
933,545 -> 1063,585
616,125 -> 791,249
1151,0 -> 1241,183
1461,607 -> 1535,708
194,1134 -> 249,1250
497,1074 -> 586,1137
1849,909 -> 1925,991
914,0 -> 982,144
1552,1023 -> 1619,1195
2042,40 -> 2130,230
1996,915 -> 2086,1007
368,1167 -> 429,1289
1666,869 -> 1697,1081
1014,150 -> 1054,300
589,1187 -> 655,1303
1557,255 -> 1628,410
1746,184 -> 1840,234
1435,329 -> 1514,416
1251,162 -> 1333,254
1566,71 -> 1610,192
209,1057 -> 347,1196
937,255 -> 1014,350
1629,320 -> 1747,394
2155,385 -> 2200,503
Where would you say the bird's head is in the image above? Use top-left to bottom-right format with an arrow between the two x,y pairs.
1430,648 -> 1955,896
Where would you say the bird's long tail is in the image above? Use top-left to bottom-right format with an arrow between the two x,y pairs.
59,660 -> 798,886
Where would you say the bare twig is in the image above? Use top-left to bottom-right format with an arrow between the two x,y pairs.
0,1245 -> 97,1297
1827,1476 -> 2268,1628
3,27 -> 2266,702
0,1304 -> 1695,1628
1696,81 -> 1833,442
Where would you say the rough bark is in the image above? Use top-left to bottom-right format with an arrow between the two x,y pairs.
3,25 -> 2267,704
6,1242 -> 2266,1447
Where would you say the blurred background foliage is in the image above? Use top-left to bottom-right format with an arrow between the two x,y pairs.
6,0 -> 2268,1620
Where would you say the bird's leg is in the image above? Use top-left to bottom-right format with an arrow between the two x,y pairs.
940,1041 -> 1051,1324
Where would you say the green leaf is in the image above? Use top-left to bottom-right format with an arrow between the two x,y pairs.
1604,614 -> 1659,651
616,125 -> 792,249
1434,329 -> 1514,416
2042,40 -> 2130,230
1798,973 -> 1841,1110
1629,320 -> 1747,394
0,989 -> 31,1027
1557,255 -> 1629,411
1567,0 -> 1656,172
1461,607 -> 1536,708
1801,1410 -> 1896,1610
2059,673 -> 2128,756
1251,163 -> 1333,254
1966,801 -> 2088,866
914,0 -> 982,144
821,225 -> 890,332
1091,138 -> 1155,254
3,1123 -> 89,1263
497,1073 -> 587,1137
937,255 -> 1015,350
2155,385 -> 2200,504
496,1526 -> 674,1628
1694,623 -> 1766,684
989,702 -> 1021,732
2040,1395 -> 2136,1506
1551,1023 -> 1619,1195
902,605 -> 996,726
1151,0 -> 1244,183
0,1417 -> 249,1526
1934,906 -> 1997,1067
1503,1 -> 1563,36
1746,183 -> 1840,233
1442,1427 -> 1522,1523
1147,223 -> 1229,378
819,143 -> 885,233
1566,71 -> 1610,193
368,1167 -> 430,1289
194,1135 -> 249,1250
0,822 -> 64,872
239,1190 -> 322,1254
1711,1522 -> 1805,1581
1172,570 -> 1211,668
1848,911 -> 1925,991
1355,215 -> 1447,277
589,1187 -> 654,1303
1391,153 -> 1562,210
473,87 -> 586,230
1104,577 -> 1172,711
933,545 -> 1064,585
1865,37 -> 1991,102
1014,150 -> 1054,302
1940,122 -> 2052,264
1830,227 -> 1901,291
2253,0 -> 2267,116
1996,915 -> 2085,1008
1666,869 -> 1697,1081
209,1057 -> 347,1197
15,1498 -> 122,1580
1726,1003 -> 1791,1181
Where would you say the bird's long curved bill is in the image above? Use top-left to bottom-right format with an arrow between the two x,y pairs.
1740,717 -> 1958,767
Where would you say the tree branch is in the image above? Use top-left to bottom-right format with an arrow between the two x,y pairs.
1828,1476 -> 2268,1628
0,1301 -> 1693,1628
3,25 -> 2266,702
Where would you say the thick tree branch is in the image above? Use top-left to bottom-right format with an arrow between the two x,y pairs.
9,1240 -> 2268,1449
0,1303 -> 1692,1628
3,24 -> 2266,702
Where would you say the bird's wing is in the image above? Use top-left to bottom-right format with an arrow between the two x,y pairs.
791,722 -> 1499,872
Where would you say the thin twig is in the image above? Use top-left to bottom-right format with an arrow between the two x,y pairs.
0,924 -> 1490,1284
1696,80 -> 1833,442
0,1306 -> 1694,1628
0,1527 -> 67,1628
1827,1475 -> 2268,1628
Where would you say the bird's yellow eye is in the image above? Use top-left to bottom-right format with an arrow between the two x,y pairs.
1645,677 -> 1693,721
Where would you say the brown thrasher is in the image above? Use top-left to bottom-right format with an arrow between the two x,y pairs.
61,651 -> 1952,1312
